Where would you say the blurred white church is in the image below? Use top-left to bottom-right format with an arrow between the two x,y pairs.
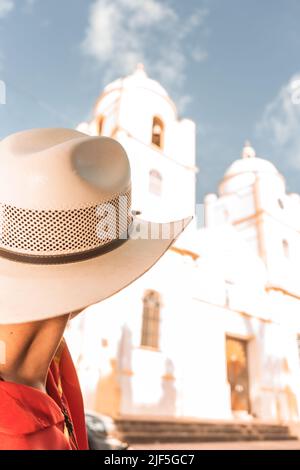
66,64 -> 300,423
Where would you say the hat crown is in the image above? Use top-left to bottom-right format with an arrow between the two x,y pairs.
0,129 -> 132,257
0,128 -> 131,209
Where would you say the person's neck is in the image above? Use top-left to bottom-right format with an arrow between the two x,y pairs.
0,314 -> 70,392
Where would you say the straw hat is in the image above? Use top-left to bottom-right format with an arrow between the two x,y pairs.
0,128 -> 192,324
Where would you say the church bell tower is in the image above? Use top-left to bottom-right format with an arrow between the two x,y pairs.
77,64 -> 197,223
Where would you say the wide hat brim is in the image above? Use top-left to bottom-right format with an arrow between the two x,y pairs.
0,216 -> 192,324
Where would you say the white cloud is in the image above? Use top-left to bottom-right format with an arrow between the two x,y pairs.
178,9 -> 208,38
81,0 -> 208,93
191,47 -> 208,63
0,0 -> 14,19
176,94 -> 193,114
257,74 -> 300,168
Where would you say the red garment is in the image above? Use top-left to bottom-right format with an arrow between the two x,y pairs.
0,340 -> 88,450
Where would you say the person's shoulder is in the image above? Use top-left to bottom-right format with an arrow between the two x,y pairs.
0,381 -> 64,436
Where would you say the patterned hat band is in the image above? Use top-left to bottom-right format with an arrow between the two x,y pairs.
0,186 -> 132,265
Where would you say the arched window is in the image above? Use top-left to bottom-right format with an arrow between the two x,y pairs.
97,115 -> 104,135
282,239 -> 289,258
141,290 -> 161,349
149,169 -> 162,196
152,116 -> 164,149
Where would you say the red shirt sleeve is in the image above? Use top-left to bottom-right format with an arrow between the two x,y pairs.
0,424 -> 72,450
0,379 -> 72,450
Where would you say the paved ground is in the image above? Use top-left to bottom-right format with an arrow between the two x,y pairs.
133,440 -> 300,450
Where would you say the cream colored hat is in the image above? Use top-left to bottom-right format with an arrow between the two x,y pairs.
0,128 -> 192,324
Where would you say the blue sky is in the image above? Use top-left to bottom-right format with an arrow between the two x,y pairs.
0,0 -> 300,201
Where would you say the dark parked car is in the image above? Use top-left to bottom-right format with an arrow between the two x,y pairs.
85,411 -> 128,450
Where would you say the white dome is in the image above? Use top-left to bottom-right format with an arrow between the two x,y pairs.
219,143 -> 283,195
104,63 -> 169,98
224,156 -> 278,178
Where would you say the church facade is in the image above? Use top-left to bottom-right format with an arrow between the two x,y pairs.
66,65 -> 300,424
